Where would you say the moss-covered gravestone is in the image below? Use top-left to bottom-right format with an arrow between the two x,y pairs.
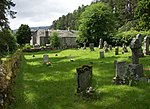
76,65 -> 92,93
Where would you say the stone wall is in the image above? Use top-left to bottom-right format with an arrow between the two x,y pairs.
0,49 -> 22,109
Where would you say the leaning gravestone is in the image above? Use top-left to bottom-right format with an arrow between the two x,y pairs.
83,42 -> 86,50
127,38 -> 144,80
143,36 -> 149,55
136,34 -> 144,57
89,43 -> 94,51
98,38 -> 103,49
113,61 -> 126,84
43,55 -> 49,64
100,51 -> 104,58
115,46 -> 119,55
76,65 -> 92,93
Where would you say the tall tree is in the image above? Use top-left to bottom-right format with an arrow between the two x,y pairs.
135,0 -> 150,31
0,0 -> 16,29
78,2 -> 116,46
16,24 -> 31,45
0,28 -> 17,55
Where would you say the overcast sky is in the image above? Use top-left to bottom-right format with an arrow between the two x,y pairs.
9,0 -> 93,30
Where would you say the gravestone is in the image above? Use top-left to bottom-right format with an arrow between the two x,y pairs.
43,55 -> 49,64
115,46 -> 119,55
100,51 -> 104,58
109,45 -> 112,50
76,65 -> 92,93
143,36 -> 149,55
83,42 -> 86,50
127,38 -> 144,80
122,43 -> 128,53
33,44 -> 40,49
98,38 -> 103,49
113,61 -> 126,84
104,41 -> 109,52
136,34 -> 144,57
89,43 -> 94,51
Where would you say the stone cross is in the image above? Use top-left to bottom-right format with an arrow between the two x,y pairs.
76,65 -> 92,93
143,36 -> 149,55
98,38 -> 103,49
130,38 -> 141,64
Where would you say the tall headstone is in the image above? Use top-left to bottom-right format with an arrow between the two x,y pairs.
127,38 -> 144,80
100,51 -> 104,58
115,46 -> 119,55
76,65 -> 92,93
113,61 -> 126,84
83,42 -> 86,50
98,38 -> 103,49
43,54 -> 49,64
143,36 -> 149,55
136,34 -> 144,57
104,41 -> 109,52
89,43 -> 94,51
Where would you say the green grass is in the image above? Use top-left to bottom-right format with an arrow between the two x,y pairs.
10,48 -> 150,109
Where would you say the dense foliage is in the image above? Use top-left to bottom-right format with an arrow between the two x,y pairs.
16,24 -> 31,45
135,0 -> 150,31
50,31 -> 60,48
51,0 -> 150,46
0,28 -> 17,56
0,0 -> 16,29
77,2 -> 115,46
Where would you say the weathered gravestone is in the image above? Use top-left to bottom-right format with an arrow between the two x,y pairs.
136,34 -> 144,57
113,61 -> 126,84
98,38 -> 103,49
43,55 -> 49,64
122,43 -> 128,53
109,45 -> 112,50
143,36 -> 149,55
76,65 -> 92,93
83,42 -> 86,50
115,46 -> 119,55
89,43 -> 94,51
100,51 -> 104,58
104,41 -> 109,52
127,38 -> 144,80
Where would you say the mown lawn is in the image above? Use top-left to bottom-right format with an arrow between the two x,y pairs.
10,48 -> 150,109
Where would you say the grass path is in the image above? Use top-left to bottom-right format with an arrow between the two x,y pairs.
10,48 -> 150,109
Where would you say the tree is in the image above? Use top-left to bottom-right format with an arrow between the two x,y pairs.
50,31 -> 60,48
16,24 -> 31,45
0,28 -> 17,55
78,2 -> 116,46
135,0 -> 150,31
0,0 -> 16,29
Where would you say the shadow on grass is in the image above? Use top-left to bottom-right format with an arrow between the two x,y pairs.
10,50 -> 150,109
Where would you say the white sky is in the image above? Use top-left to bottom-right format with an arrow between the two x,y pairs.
9,0 -> 93,30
